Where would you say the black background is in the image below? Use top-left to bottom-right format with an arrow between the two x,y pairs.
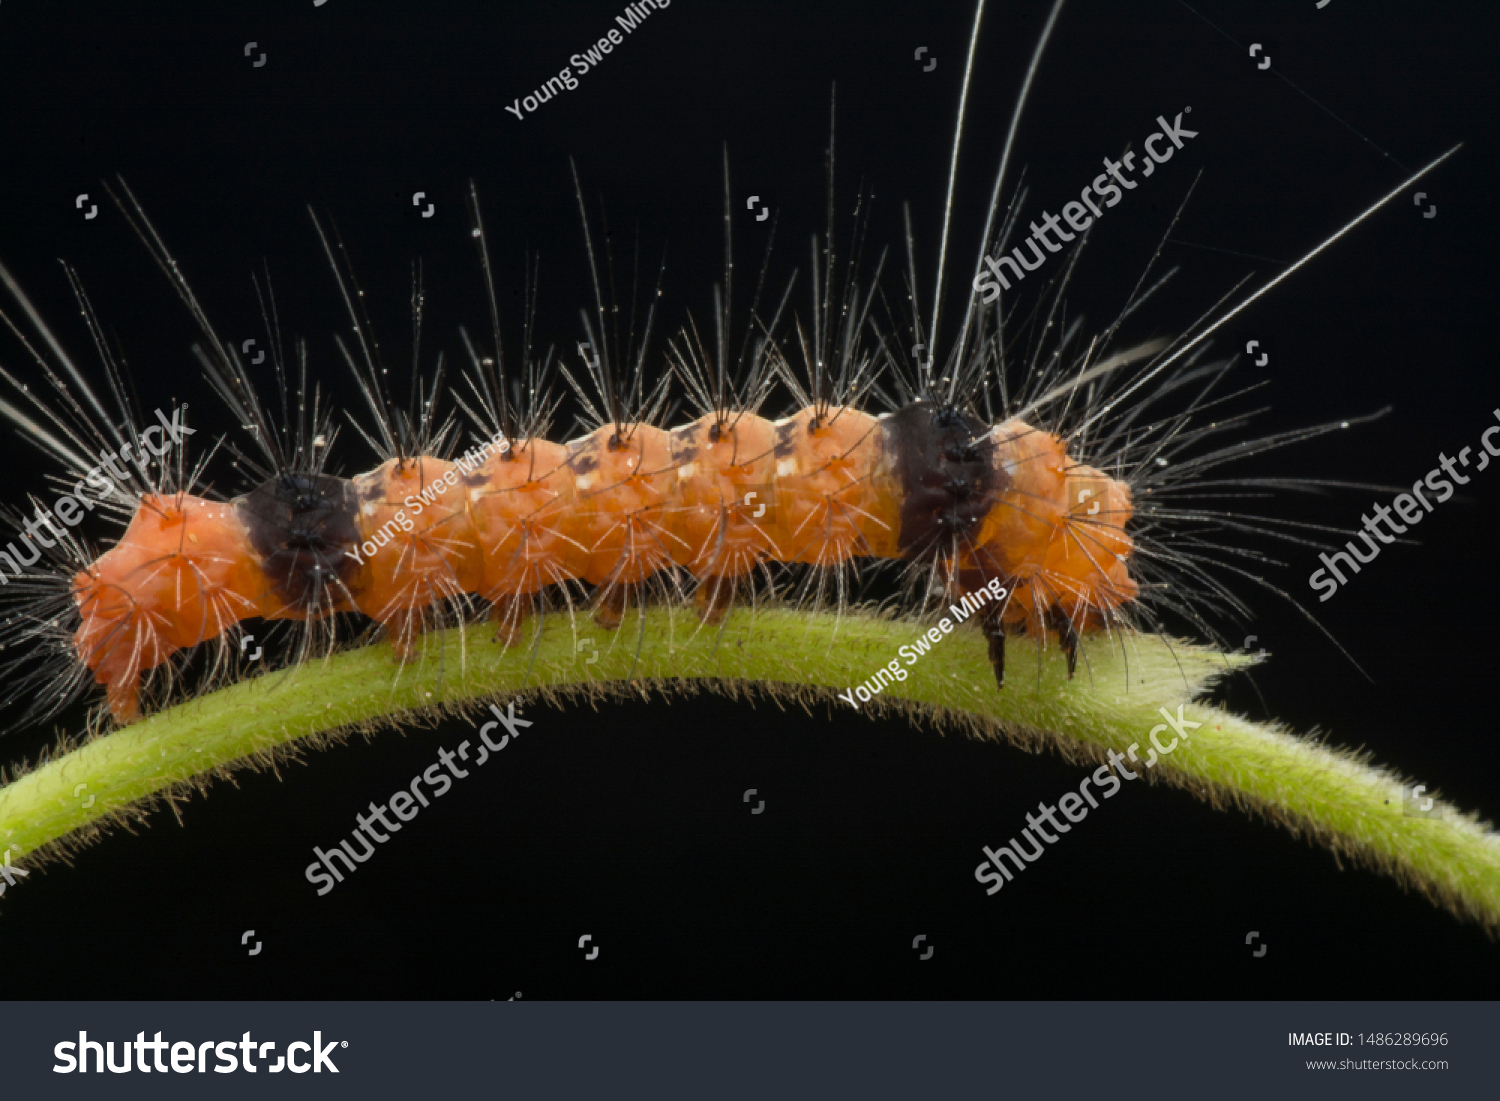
0,0 -> 1496,998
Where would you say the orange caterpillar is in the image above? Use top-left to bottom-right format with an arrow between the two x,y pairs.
17,168 -> 1145,725
72,396 -> 1135,722
0,0 -> 1431,753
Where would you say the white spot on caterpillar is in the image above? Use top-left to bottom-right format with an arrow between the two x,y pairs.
576,474 -> 597,491
677,463 -> 697,479
776,459 -> 796,478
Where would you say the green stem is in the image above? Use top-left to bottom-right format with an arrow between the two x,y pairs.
1,608 -> 1497,931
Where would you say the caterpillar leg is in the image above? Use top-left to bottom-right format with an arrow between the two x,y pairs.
980,605 -> 1006,690
105,680 -> 142,725
593,579 -> 640,630
490,592 -> 528,647
694,575 -> 736,624
385,607 -> 422,662
1046,604 -> 1081,678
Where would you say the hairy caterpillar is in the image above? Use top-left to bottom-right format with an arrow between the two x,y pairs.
0,0 -> 1454,734
3,59 -> 1405,726
0,0 -> 1493,998
4,165 -> 1149,726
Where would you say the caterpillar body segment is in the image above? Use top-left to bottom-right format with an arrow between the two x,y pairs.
347,456 -> 487,660
234,473 -> 365,620
666,411 -> 783,621
771,406 -> 900,566
970,419 -> 1070,580
1040,462 -> 1138,628
71,494 -> 261,723
467,440 -> 577,611
564,423 -> 681,590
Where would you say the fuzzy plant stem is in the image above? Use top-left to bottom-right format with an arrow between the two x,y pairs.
1,607 -> 1497,931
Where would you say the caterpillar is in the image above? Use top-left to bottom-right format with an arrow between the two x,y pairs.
63,358 -> 1140,726
3,175 -> 1152,727
0,3 -> 1455,733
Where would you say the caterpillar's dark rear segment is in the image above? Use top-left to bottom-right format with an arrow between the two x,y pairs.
885,401 -> 1003,560
886,401 -> 1011,688
235,473 -> 364,616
